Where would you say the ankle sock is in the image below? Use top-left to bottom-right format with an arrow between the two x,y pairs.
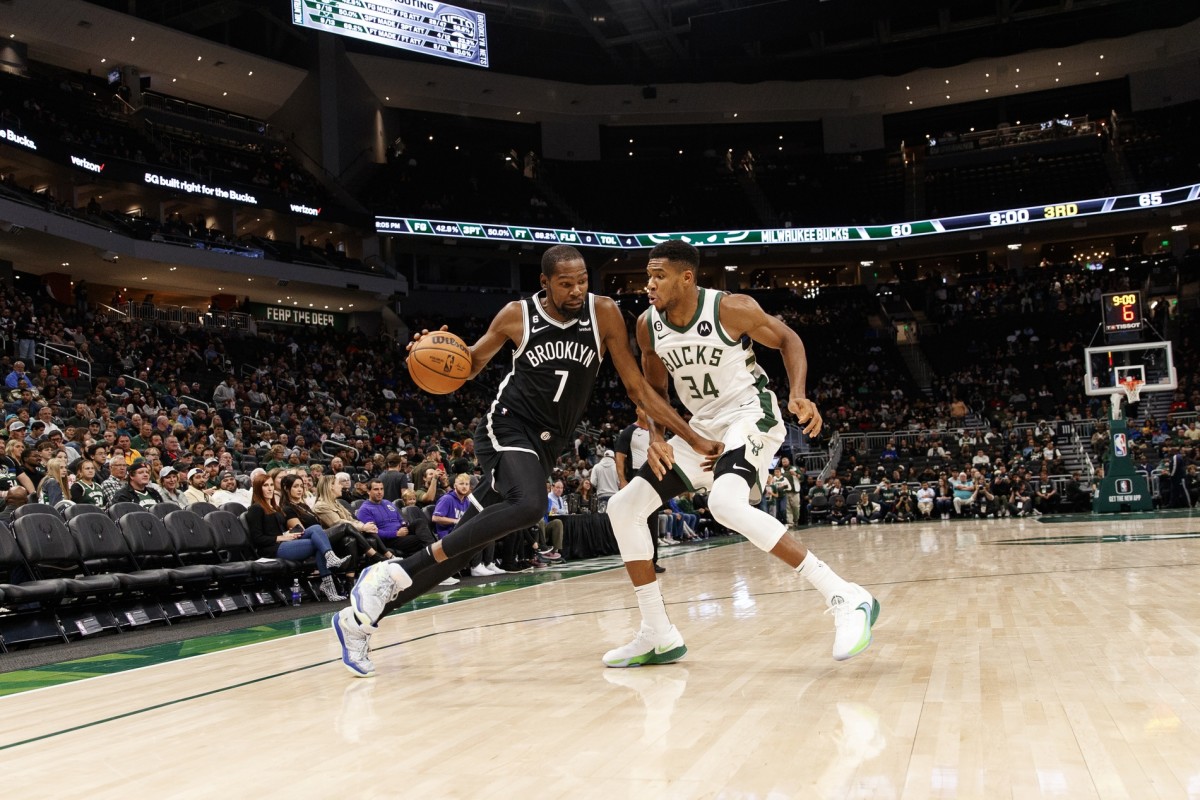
635,581 -> 672,635
795,550 -> 849,604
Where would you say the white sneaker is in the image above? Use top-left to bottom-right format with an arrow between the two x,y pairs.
827,584 -> 880,661
485,562 -> 506,574
332,607 -> 375,678
470,563 -> 493,578
438,576 -> 460,586
602,624 -> 687,668
350,561 -> 412,626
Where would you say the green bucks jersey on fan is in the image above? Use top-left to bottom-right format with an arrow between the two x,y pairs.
644,287 -> 775,426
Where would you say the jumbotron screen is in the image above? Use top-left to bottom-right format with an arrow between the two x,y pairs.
291,0 -> 488,67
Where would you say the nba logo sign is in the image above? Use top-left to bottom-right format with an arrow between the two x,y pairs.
1113,433 -> 1127,457
1115,478 -> 1133,494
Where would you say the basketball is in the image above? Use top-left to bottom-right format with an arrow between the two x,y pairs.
407,331 -> 472,394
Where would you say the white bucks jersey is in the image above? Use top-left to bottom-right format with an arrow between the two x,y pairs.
645,287 -> 775,426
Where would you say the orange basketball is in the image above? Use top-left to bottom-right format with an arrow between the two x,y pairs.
407,331 -> 472,394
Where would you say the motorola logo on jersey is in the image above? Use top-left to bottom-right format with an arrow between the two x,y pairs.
1113,433 -> 1127,457
698,321 -> 713,336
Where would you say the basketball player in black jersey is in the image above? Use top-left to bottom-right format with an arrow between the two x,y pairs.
333,245 -> 722,677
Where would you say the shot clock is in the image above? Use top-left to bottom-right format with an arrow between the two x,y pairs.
1102,291 -> 1143,334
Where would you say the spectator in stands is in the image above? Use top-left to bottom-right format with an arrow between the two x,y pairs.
182,468 -> 209,506
827,493 -> 850,525
4,361 -> 29,391
111,458 -> 163,508
591,449 -> 619,511
1009,476 -> 1036,517
1,437 -> 35,495
854,491 -> 881,524
210,471 -> 250,506
778,457 -> 803,527
432,473 -> 500,577
951,471 -> 976,517
1035,478 -> 1060,514
380,453 -> 408,500
100,456 -> 128,506
70,459 -> 105,505
356,478 -> 422,558
916,482 -> 935,519
157,466 -> 187,505
572,478 -> 597,514
541,480 -> 567,560
246,472 -> 346,601
312,475 -> 394,567
35,456 -> 69,505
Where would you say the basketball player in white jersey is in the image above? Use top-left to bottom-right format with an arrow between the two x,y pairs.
603,240 -> 879,666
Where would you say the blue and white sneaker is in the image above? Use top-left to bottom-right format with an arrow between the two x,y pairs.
332,607 -> 375,678
350,561 -> 412,626
828,584 -> 880,661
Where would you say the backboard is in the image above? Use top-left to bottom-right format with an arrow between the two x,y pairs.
1084,341 -> 1176,397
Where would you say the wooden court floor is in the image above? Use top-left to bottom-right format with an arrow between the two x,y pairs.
3,512 -> 1200,799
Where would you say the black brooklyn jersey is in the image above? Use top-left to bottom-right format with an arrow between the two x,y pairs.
489,292 -> 604,445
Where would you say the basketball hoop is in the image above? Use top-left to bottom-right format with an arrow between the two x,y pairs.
1119,376 -> 1143,405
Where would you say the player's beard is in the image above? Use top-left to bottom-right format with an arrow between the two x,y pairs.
549,296 -> 585,320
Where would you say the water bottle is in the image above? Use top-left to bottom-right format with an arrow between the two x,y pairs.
291,578 -> 301,607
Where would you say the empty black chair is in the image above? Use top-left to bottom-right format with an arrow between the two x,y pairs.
351,498 -> 366,513
63,503 -> 107,520
108,502 -> 144,521
13,514 -> 123,637
67,513 -> 170,594
220,502 -> 247,516
167,510 -> 255,585
189,502 -> 218,517
0,520 -> 70,609
117,512 -> 214,589
12,503 -> 58,519
151,502 -> 183,520
0,521 -> 71,647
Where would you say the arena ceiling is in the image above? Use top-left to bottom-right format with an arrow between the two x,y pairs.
81,0 -> 1200,86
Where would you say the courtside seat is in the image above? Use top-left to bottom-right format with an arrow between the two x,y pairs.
12,503 -> 58,519
220,502 -> 247,516
108,502 -> 144,521
67,513 -> 171,594
151,503 -> 183,520
118,512 -> 215,588
0,521 -> 69,607
63,504 -> 107,521
13,515 -> 125,639
166,510 -> 253,583
189,502 -> 218,517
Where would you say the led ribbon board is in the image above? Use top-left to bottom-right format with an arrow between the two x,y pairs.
291,0 -> 488,67
375,183 -> 1200,248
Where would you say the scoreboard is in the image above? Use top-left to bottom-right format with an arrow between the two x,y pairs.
1102,291 -> 1143,334
292,0 -> 488,67
375,183 -> 1200,248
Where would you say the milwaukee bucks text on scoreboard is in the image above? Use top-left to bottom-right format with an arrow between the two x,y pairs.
375,183 -> 1200,248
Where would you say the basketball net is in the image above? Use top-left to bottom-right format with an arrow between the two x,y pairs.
1111,377 -> 1143,420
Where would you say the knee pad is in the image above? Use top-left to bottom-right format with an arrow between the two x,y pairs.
607,479 -> 661,562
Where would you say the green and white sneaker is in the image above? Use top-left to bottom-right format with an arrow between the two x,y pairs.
602,625 -> 687,668
828,584 -> 880,661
